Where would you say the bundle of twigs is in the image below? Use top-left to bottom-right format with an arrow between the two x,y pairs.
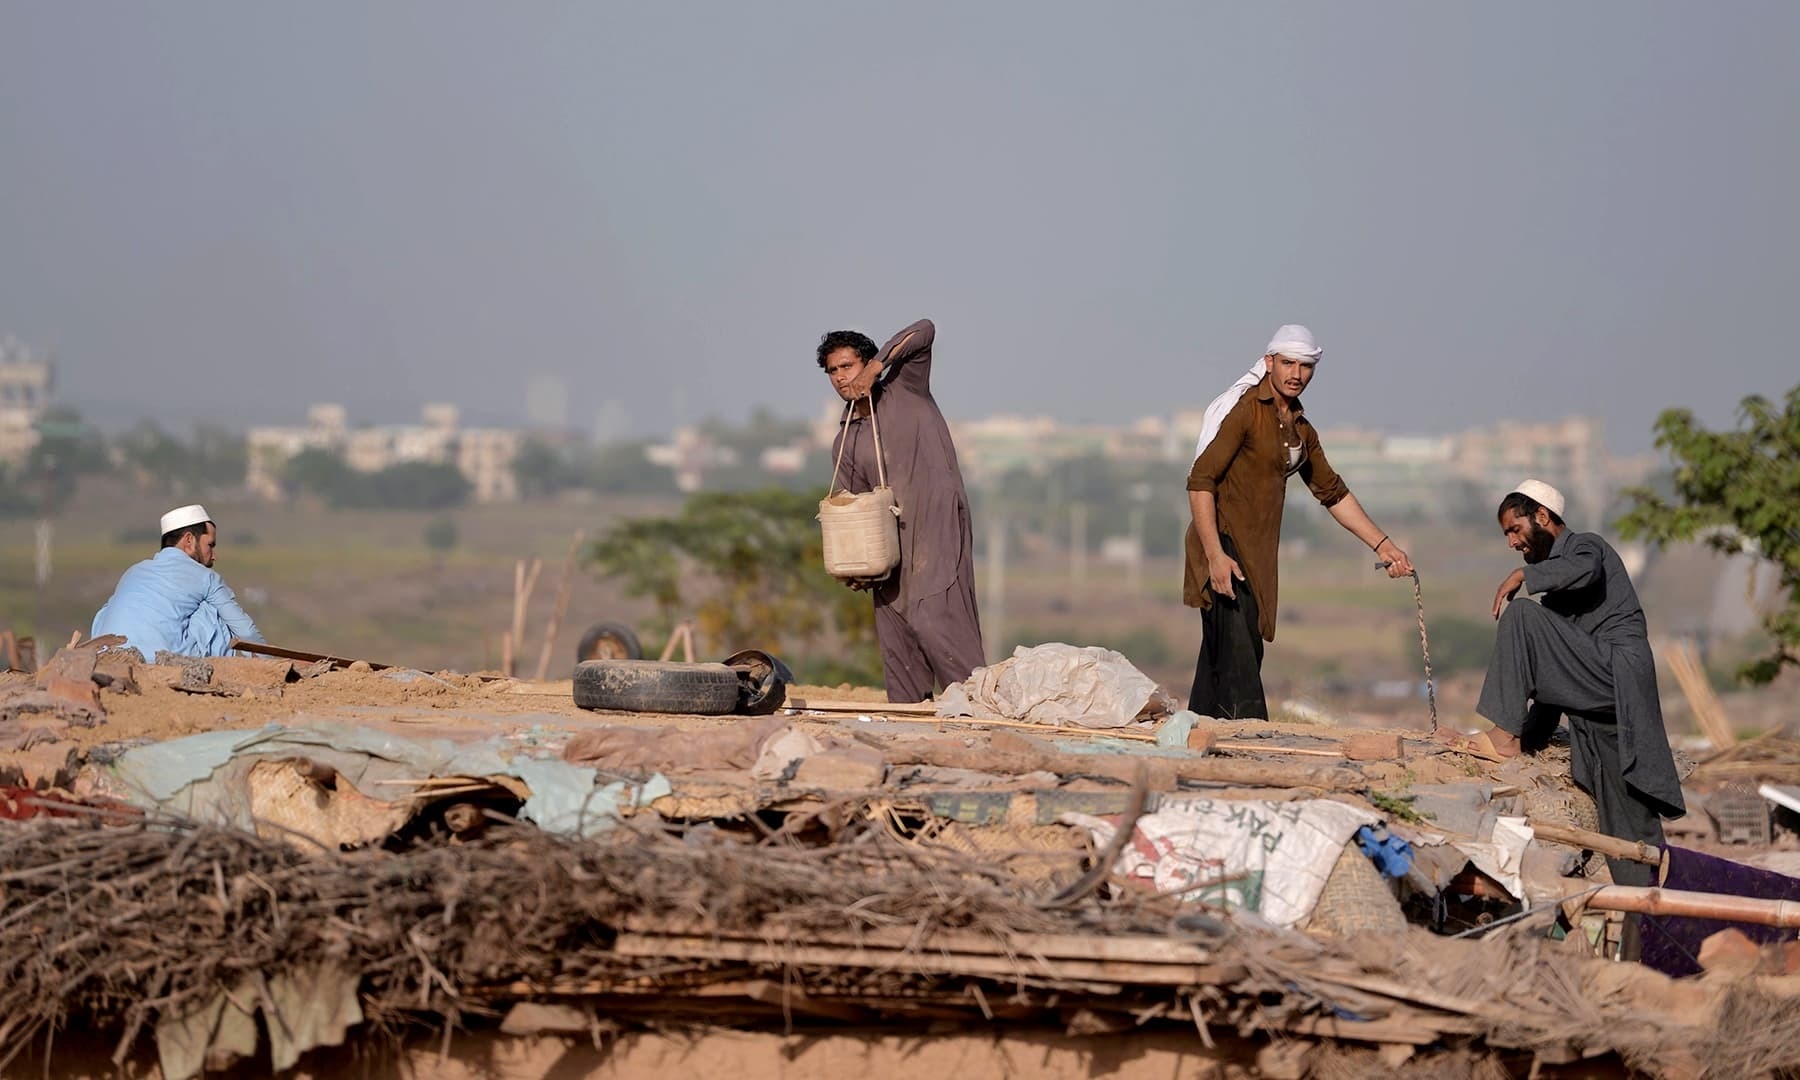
1694,721 -> 1800,784
0,806 -> 1158,1064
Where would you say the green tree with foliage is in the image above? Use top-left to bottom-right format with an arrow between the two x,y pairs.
1616,386 -> 1800,684
282,449 -> 471,510
14,407 -> 110,515
512,438 -> 581,498
423,516 -> 459,553
1406,614 -> 1495,677
588,489 -> 880,683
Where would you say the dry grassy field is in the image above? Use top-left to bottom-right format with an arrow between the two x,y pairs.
2,480 -> 1788,736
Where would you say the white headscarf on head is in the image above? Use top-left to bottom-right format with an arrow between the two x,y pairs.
1192,324 -> 1323,459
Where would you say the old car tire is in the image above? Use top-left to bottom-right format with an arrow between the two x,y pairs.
573,659 -> 741,715
575,621 -> 644,663
721,649 -> 793,715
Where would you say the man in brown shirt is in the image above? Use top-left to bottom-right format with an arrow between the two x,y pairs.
821,318 -> 985,703
1185,325 -> 1414,718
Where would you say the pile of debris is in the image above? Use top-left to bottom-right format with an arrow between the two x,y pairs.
4,812 -> 1798,1080
2,642 -> 1799,1078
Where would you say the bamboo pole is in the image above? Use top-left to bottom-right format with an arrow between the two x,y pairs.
507,558 -> 543,676
1666,639 -> 1734,750
1527,819 -> 1662,865
532,530 -> 587,682
1585,885 -> 1800,928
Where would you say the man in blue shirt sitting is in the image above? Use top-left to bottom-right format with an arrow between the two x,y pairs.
91,503 -> 265,659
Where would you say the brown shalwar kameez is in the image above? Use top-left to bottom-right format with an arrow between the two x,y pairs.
832,319 -> 986,703
1184,377 -> 1350,717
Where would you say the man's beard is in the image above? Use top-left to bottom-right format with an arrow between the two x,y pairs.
1521,521 -> 1555,564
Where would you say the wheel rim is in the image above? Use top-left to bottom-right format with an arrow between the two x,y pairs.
583,634 -> 633,661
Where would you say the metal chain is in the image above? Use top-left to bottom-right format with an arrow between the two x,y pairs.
1379,562 -> 1439,732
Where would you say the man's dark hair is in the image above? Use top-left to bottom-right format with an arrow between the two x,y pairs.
1497,493 -> 1564,528
816,330 -> 877,369
161,522 -> 212,549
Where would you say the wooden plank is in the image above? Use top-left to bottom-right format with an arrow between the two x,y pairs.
1215,741 -> 1343,758
611,933 -> 1242,987
739,979 -> 872,1023
881,739 -> 1365,792
227,638 -> 394,671
619,920 -> 1221,965
785,697 -> 941,715
1276,1011 -> 1483,1044
1310,971 -> 1507,1021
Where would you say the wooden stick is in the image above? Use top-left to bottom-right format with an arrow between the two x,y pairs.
812,712 -> 1161,741
793,710 -> 1345,758
532,530 -> 587,682
785,697 -> 940,715
1527,819 -> 1662,865
1216,741 -> 1343,758
506,560 -> 524,676
883,738 -> 1365,791
226,638 -> 393,671
507,558 -> 543,677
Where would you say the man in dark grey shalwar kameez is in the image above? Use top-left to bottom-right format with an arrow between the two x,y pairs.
1474,479 -> 1684,891
820,319 -> 985,703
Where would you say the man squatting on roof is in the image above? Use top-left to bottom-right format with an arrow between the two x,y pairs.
1472,479 -> 1684,891
1184,325 -> 1415,719
819,319 -> 986,704
91,503 -> 265,660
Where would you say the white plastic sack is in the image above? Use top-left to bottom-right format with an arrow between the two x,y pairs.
1064,797 -> 1379,927
936,642 -> 1175,728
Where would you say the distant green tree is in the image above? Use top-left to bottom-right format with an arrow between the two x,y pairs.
588,489 -> 880,682
191,425 -> 248,490
423,517 -> 459,566
282,447 -> 358,501
1616,387 -> 1800,684
18,407 -> 110,514
0,463 -> 38,518
585,439 -> 678,494
113,421 -> 247,496
512,438 -> 579,498
365,461 -> 471,510
1411,615 -> 1496,677
282,450 -> 471,510
28,407 -> 110,475
116,421 -> 190,491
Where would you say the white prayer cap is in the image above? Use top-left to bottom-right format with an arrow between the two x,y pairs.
1508,480 -> 1565,519
1265,324 -> 1322,360
159,504 -> 212,535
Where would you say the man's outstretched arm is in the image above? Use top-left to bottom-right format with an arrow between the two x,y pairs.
1325,494 -> 1413,576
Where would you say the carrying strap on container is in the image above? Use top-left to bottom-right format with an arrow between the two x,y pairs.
826,394 -> 889,498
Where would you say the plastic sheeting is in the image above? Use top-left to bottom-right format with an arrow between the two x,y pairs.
938,643 -> 1175,728
105,722 -> 667,839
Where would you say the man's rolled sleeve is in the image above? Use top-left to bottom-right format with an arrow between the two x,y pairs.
1188,409 -> 1248,494
1301,424 -> 1350,508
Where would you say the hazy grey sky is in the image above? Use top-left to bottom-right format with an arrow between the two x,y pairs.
3,2 -> 1796,451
